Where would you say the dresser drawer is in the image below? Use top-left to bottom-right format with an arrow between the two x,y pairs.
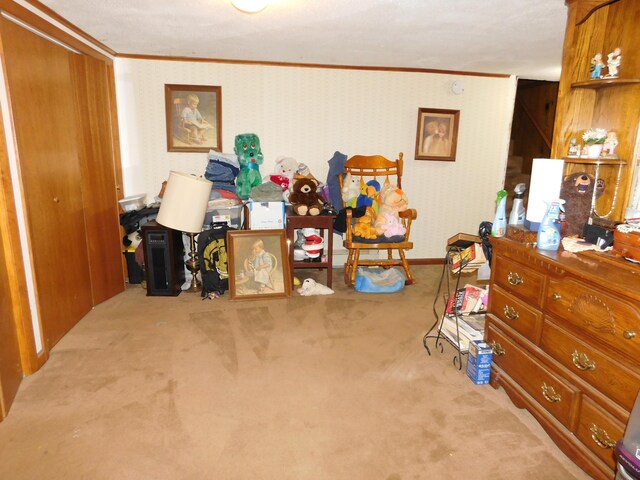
541,319 -> 640,411
492,255 -> 544,307
546,277 -> 640,363
487,324 -> 579,429
489,285 -> 542,343
576,397 -> 624,470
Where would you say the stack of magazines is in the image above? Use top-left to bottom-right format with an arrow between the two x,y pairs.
439,313 -> 486,353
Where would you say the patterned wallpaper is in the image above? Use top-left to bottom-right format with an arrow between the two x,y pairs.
114,58 -> 517,259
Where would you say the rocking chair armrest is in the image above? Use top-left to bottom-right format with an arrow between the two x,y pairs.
345,209 -> 353,242
399,208 -> 417,240
399,208 -> 417,221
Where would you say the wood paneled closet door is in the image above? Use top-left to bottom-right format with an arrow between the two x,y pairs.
2,19 -> 93,350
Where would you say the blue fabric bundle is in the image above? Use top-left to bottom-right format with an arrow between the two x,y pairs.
354,267 -> 406,293
204,152 -> 240,193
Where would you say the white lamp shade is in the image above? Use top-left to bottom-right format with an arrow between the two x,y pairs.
156,171 -> 212,233
231,0 -> 269,13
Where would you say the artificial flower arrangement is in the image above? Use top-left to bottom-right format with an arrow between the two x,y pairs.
582,128 -> 608,145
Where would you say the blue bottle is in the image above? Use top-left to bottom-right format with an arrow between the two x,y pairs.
491,190 -> 508,237
537,200 -> 565,251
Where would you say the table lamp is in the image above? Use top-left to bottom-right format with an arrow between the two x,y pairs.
156,171 -> 212,292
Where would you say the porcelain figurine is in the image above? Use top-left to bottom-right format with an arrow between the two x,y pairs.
590,52 -> 604,79
606,48 -> 622,78
603,131 -> 619,158
567,137 -> 580,157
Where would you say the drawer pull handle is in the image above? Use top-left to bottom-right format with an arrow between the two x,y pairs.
624,330 -> 637,340
552,293 -> 562,301
541,383 -> 561,403
589,424 -> 616,449
491,341 -> 505,356
507,272 -> 523,286
503,305 -> 519,321
571,350 -> 596,371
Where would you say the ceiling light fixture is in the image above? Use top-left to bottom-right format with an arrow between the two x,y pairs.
231,0 -> 269,13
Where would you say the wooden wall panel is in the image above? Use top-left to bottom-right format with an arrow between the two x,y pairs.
1,18 -> 93,350
71,55 -> 125,303
0,100 -> 23,421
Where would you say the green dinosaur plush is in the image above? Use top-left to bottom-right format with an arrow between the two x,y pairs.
234,133 -> 264,200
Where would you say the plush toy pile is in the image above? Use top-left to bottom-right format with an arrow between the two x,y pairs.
338,180 -> 409,241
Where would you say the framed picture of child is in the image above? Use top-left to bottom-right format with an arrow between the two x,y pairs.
227,229 -> 292,300
165,84 -> 222,153
414,108 -> 460,161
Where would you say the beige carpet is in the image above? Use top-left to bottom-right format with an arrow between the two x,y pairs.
0,266 -> 590,479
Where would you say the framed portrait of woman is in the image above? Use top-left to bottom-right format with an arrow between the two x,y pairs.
415,108 -> 460,161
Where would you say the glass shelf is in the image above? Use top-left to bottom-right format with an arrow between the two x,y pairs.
563,157 -> 627,166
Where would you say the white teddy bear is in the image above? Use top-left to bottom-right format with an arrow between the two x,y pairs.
297,278 -> 334,296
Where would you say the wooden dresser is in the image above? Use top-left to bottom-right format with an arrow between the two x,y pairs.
486,237 -> 640,480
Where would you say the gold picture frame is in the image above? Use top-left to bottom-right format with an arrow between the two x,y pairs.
227,229 -> 291,300
415,108 -> 460,161
165,84 -> 222,153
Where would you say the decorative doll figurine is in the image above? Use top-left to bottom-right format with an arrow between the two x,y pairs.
580,145 -> 590,158
606,48 -> 622,78
603,131 -> 619,158
590,52 -> 604,79
567,137 -> 580,157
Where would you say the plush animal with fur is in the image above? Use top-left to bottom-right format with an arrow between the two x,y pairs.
353,209 -> 378,239
559,172 -> 605,237
289,177 -> 324,216
341,173 -> 360,208
234,133 -> 264,200
266,156 -> 298,192
297,278 -> 334,296
374,184 -> 408,237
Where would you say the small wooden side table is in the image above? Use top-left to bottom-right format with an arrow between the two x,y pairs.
285,208 -> 336,288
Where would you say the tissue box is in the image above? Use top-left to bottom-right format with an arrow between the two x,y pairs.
466,340 -> 493,385
248,201 -> 285,230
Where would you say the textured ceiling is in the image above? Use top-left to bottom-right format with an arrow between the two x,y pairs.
35,0 -> 568,81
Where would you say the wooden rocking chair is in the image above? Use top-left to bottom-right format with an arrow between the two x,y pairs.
338,152 -> 417,287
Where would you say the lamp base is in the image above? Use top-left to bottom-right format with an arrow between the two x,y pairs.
185,232 -> 201,293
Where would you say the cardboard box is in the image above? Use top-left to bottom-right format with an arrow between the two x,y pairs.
203,204 -> 244,229
248,201 -> 286,230
466,340 -> 493,385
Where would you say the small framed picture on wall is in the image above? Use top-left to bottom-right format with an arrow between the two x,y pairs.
415,108 -> 460,161
165,84 -> 222,153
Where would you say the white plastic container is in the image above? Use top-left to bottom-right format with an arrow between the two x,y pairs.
118,194 -> 147,212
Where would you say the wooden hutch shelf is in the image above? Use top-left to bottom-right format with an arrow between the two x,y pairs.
571,78 -> 640,89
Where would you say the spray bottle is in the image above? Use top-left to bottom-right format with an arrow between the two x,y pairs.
491,190 -> 508,237
537,199 -> 565,251
508,183 -> 527,225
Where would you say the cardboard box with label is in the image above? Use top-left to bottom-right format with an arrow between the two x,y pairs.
466,340 -> 493,385
248,201 -> 286,230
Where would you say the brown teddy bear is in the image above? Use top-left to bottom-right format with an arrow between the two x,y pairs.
289,177 -> 324,216
559,172 -> 605,237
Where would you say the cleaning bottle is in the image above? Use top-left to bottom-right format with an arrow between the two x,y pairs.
537,199 -> 565,251
491,190 -> 508,237
508,183 -> 527,225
